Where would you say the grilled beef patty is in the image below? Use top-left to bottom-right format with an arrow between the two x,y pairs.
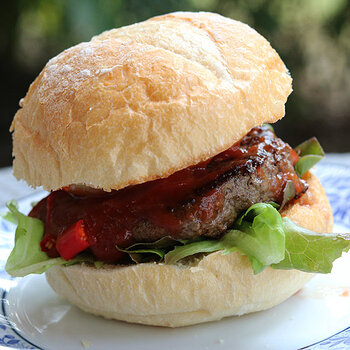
132,126 -> 307,241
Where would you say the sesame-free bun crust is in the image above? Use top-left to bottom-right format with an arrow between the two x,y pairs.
11,12 -> 292,191
46,173 -> 333,327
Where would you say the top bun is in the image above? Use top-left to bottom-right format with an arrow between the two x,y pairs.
11,12 -> 292,191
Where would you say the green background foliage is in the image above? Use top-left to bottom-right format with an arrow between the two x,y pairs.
1,0 -> 350,167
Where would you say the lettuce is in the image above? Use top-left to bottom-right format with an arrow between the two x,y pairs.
263,123 -> 274,132
280,180 -> 296,210
294,137 -> 324,177
164,239 -> 227,265
4,201 -> 97,277
272,218 -> 350,273
116,237 -> 185,263
231,203 -> 285,269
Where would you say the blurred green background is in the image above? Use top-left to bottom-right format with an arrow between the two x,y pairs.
1,0 -> 350,167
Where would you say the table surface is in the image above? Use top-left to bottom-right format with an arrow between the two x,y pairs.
1,153 -> 350,206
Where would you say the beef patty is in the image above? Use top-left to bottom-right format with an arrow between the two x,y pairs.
132,126 -> 307,241
30,126 -> 308,262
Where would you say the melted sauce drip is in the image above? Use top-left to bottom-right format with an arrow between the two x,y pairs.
30,126 -> 305,263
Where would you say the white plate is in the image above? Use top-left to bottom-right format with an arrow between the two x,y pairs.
0,162 -> 350,350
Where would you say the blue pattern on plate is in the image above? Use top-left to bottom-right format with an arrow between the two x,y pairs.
0,161 -> 348,349
0,322 -> 36,349
314,163 -> 350,228
304,327 -> 350,349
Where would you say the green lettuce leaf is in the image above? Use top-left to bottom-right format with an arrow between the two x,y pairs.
263,123 -> 274,132
280,180 -> 296,210
4,201 -> 96,277
0,200 -> 19,224
294,137 -> 325,177
117,237 -> 184,263
164,239 -> 226,264
272,218 -> 350,273
230,203 -> 285,273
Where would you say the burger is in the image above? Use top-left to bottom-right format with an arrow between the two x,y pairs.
5,12 -> 350,327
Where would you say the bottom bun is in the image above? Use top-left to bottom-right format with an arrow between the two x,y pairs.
46,173 -> 333,327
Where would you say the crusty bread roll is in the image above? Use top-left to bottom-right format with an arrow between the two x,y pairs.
46,173 -> 333,327
11,11 -> 292,192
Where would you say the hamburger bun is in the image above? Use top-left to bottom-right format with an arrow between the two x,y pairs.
46,173 -> 333,327
11,11 -> 291,192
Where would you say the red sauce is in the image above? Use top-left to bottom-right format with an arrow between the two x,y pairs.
30,126 -> 305,263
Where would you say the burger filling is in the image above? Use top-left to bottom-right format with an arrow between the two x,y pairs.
29,126 -> 307,263
5,124 -> 350,277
